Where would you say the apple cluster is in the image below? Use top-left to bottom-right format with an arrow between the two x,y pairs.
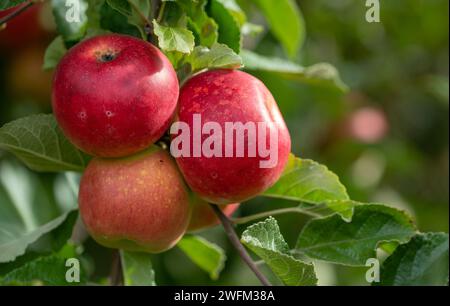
52,34 -> 291,253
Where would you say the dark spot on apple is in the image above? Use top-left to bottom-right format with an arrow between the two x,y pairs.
95,49 -> 119,63
101,52 -> 116,62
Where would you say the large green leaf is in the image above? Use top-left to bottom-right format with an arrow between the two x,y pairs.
0,0 -> 28,10
153,20 -> 195,53
177,235 -> 226,280
252,0 -> 304,58
207,0 -> 241,53
296,205 -> 417,266
0,210 -> 78,276
242,50 -> 348,92
263,155 -> 352,220
120,251 -> 156,286
263,155 -> 349,204
51,0 -> 89,42
100,0 -> 141,38
106,0 -> 151,39
377,233 -> 449,286
241,217 -> 317,286
0,114 -> 90,172
1,253 -> 86,286
0,162 -> 79,263
188,43 -> 242,73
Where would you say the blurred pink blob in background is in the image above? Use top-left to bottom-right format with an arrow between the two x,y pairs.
348,107 -> 389,143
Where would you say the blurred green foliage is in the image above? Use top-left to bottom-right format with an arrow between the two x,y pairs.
0,0 -> 448,285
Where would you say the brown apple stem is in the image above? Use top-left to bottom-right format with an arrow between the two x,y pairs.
110,250 -> 124,286
0,2 -> 34,27
210,204 -> 272,286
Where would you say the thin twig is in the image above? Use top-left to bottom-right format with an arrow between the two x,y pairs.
210,204 -> 272,286
0,1 -> 34,27
146,0 -> 163,43
156,0 -> 166,23
110,250 -> 124,286
232,207 -> 322,224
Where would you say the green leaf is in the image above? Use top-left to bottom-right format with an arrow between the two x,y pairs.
188,43 -> 242,73
215,0 -> 246,26
126,0 -> 151,30
379,241 -> 399,255
321,200 -> 357,222
51,0 -> 88,42
176,0 -> 218,48
263,155 -> 349,204
0,202 -> 76,263
377,233 -> 449,286
164,51 -> 187,70
0,170 -> 79,272
177,235 -> 226,280
0,1 -> 28,10
0,162 -> 78,261
153,20 -> 195,53
0,114 -> 90,172
0,160 -> 79,264
106,0 -> 151,39
120,251 -> 156,286
85,0 -> 105,30
296,205 -> 417,266
207,0 -> 241,53
242,50 -> 348,92
100,0 -> 141,38
106,0 -> 131,15
242,50 -> 304,73
37,210 -> 79,254
0,211 -> 78,275
252,0 -> 304,58
297,200 -> 357,222
1,254 -> 85,285
43,36 -> 67,70
241,217 -> 317,286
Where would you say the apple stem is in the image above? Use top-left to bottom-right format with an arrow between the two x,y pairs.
110,250 -> 124,286
0,2 -> 34,27
210,204 -> 272,286
156,0 -> 166,23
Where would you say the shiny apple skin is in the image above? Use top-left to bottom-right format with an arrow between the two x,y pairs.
52,34 -> 179,157
175,69 -> 291,204
78,147 -> 191,253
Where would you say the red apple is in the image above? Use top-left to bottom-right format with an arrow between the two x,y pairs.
173,69 -> 291,204
78,146 -> 191,253
52,34 -> 179,157
188,197 -> 239,232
